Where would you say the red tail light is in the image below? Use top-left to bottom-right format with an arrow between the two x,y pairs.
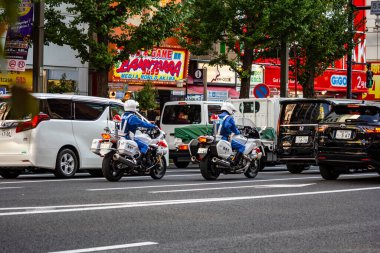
158,140 -> 168,148
16,113 -> 50,133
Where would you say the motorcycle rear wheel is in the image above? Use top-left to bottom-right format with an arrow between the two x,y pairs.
150,157 -> 167,179
102,151 -> 124,182
200,155 -> 220,180
244,159 -> 259,179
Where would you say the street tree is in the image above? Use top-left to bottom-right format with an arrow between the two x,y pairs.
287,0 -> 354,98
44,0 -> 182,97
178,0 -> 356,98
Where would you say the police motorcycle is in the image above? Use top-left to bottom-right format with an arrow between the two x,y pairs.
189,116 -> 262,180
91,114 -> 168,182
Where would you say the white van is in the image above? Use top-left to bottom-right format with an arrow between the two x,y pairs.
160,101 -> 223,168
0,94 -> 168,178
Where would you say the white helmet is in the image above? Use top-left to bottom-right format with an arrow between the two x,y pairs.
124,99 -> 139,112
221,102 -> 237,115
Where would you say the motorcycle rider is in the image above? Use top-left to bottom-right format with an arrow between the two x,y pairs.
121,99 -> 158,156
217,102 -> 245,166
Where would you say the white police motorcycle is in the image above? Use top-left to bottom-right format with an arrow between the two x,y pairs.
91,114 -> 168,182
189,117 -> 262,180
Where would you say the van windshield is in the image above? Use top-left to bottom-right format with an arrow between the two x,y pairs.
280,102 -> 331,125
162,104 -> 201,124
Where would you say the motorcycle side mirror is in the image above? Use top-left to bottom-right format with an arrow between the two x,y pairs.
113,114 -> 122,123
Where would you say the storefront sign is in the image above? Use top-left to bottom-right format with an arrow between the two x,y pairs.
4,0 -> 33,72
111,47 -> 189,84
201,64 -> 236,85
362,62 -> 380,100
0,70 -> 33,91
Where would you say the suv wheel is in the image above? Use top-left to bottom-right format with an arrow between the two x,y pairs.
286,164 -> 304,174
319,165 -> 340,180
173,158 -> 189,168
54,149 -> 78,178
0,169 -> 21,179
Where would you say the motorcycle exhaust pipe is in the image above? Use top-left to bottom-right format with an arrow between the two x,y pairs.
191,156 -> 198,162
211,157 -> 230,167
113,153 -> 136,167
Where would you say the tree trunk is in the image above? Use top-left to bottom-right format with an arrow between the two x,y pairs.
239,43 -> 254,99
302,68 -> 315,98
95,69 -> 109,98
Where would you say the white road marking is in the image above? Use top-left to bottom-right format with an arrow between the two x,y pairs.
0,187 -> 23,190
87,176 -> 321,191
1,186 -> 379,216
149,183 -> 315,193
0,174 -> 200,185
48,242 -> 158,253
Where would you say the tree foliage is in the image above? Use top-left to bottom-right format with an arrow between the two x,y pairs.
135,82 -> 157,112
178,0 -> 355,98
44,0 -> 182,97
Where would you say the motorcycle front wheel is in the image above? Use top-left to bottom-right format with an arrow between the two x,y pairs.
244,159 -> 259,179
200,155 -> 220,180
102,151 -> 125,182
150,156 -> 167,179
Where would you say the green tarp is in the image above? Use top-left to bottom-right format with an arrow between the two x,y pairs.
174,124 -> 213,143
174,124 -> 276,143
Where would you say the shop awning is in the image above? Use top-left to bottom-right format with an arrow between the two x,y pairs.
187,85 -> 240,98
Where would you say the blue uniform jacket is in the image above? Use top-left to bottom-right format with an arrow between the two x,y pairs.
121,112 -> 156,138
217,112 -> 240,139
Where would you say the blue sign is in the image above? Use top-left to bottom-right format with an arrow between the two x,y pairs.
330,75 -> 347,87
0,88 -> 7,95
253,84 -> 270,98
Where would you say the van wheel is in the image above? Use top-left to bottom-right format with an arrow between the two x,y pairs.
0,169 -> 21,179
173,158 -> 189,168
259,155 -> 267,171
286,164 -> 304,174
319,165 -> 339,180
54,149 -> 78,178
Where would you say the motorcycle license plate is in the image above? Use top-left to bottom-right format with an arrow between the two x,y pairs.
100,142 -> 112,150
197,147 -> 208,154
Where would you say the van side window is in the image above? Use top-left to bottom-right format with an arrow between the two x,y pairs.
45,99 -> 72,119
162,104 -> 201,124
239,102 -> 260,113
207,105 -> 221,124
75,101 -> 106,120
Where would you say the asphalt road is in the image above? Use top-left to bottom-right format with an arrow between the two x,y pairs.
0,164 -> 379,253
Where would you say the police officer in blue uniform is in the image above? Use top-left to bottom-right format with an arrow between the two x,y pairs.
121,100 -> 157,155
217,102 -> 245,166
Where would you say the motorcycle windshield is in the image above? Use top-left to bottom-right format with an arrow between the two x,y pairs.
235,117 -> 255,128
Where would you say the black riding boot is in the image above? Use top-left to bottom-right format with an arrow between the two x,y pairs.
231,152 -> 243,166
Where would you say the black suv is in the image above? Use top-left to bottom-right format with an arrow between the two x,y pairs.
277,98 -> 358,174
316,102 -> 380,180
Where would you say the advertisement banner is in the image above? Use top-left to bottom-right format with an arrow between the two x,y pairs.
0,70 -> 33,91
361,62 -> 380,100
4,0 -> 33,72
111,47 -> 189,85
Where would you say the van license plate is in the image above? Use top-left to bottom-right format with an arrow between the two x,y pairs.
0,129 -> 13,138
295,136 -> 308,143
335,130 -> 352,139
198,148 -> 208,154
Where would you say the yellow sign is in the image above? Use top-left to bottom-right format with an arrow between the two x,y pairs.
362,63 -> 380,100
0,70 -> 33,91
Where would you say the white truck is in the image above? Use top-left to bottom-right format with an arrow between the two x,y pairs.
228,98 -> 280,165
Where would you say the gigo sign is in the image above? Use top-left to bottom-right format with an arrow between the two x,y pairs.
331,75 -> 347,87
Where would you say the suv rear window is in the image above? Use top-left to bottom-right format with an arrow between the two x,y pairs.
0,97 -> 39,120
162,104 -> 201,124
280,102 -> 330,124
323,105 -> 380,123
